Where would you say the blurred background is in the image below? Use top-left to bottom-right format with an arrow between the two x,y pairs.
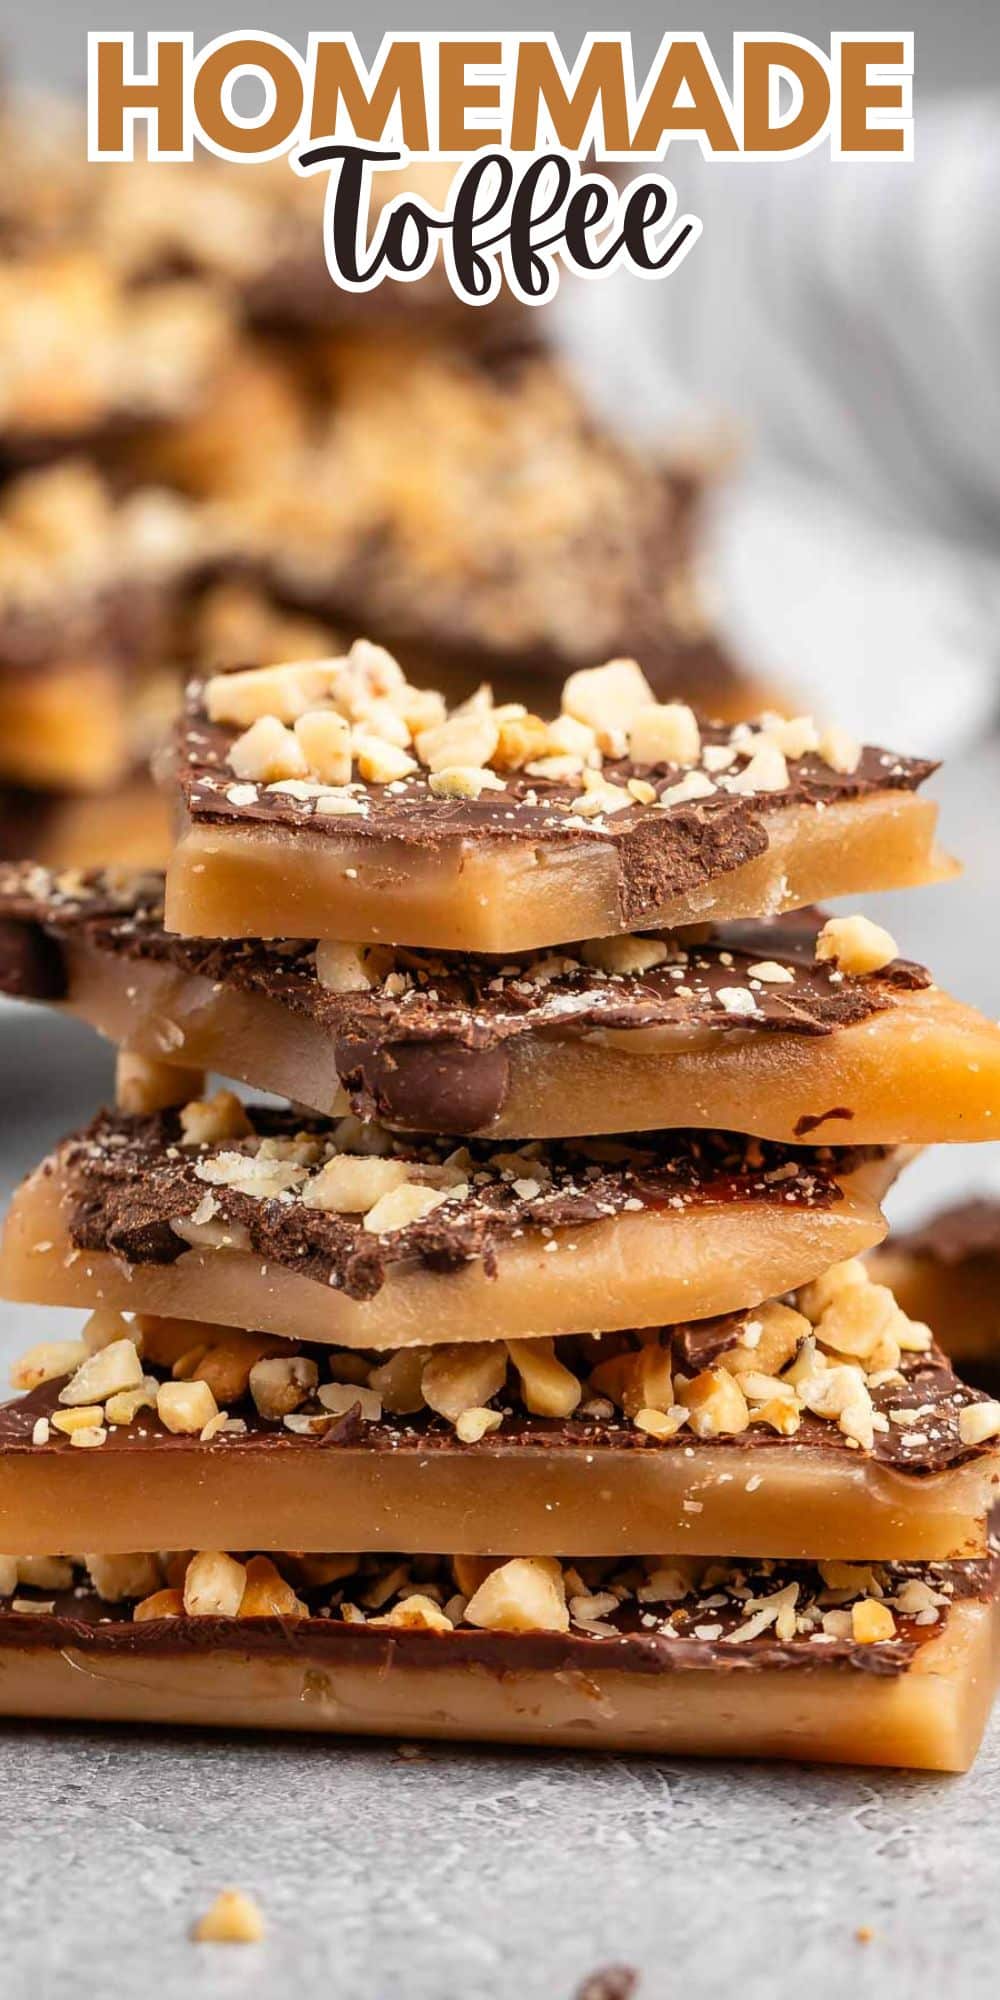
2,3 -> 999,1341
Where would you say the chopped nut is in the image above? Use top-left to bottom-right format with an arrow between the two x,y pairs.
465,1556 -> 569,1635
561,659 -> 654,743
69,1426 -> 108,1449
105,1379 -> 160,1426
821,1607 -> 855,1638
85,1553 -> 161,1603
229,713 -> 308,784
368,1347 -> 429,1415
179,1089 -> 252,1147
58,1338 -> 144,1407
183,1551 -> 247,1618
547,713 -> 598,761
677,1367 -> 750,1438
294,708 -> 351,785
81,1307 -> 139,1356
633,1405 -> 687,1439
748,1397 -> 801,1436
192,1889 -> 265,1945
763,714 -> 820,759
370,1594 -> 453,1632
206,660 -> 332,727
421,1342 -> 507,1423
10,1338 -> 87,1391
818,723 -> 862,775
580,935 -> 669,977
133,1587 -> 184,1622
851,1598 -> 897,1644
51,1405 -> 104,1433
506,1338 -> 582,1419
313,940 -> 374,994
491,713 -> 550,770
658,769 -> 716,806
450,1555 -> 499,1598
302,1153 -> 412,1213
416,712 -> 499,772
249,1354 -> 319,1420
818,1559 -> 880,1596
814,1283 -> 900,1362
628,701 -> 700,767
428,764 -> 506,799
724,1302 -> 809,1378
238,1555 -> 307,1619
799,1364 -> 876,1450
354,735 -> 418,784
798,1259 -> 870,1322
189,1333 -> 283,1404
591,1340 -> 674,1418
815,914 -> 898,975
316,1382 -> 383,1422
571,772 -> 633,816
746,960 -> 795,984
115,1051 -> 204,1115
455,1406 -> 504,1443
363,1181 -> 452,1234
157,1379 -> 219,1435
958,1401 -> 1000,1446
16,1556 -> 73,1590
728,740 -> 789,794
894,1578 -> 941,1615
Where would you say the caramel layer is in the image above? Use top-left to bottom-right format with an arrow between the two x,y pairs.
166,793 -> 950,954
0,1596 -> 991,1770
1,1422 -> 992,1562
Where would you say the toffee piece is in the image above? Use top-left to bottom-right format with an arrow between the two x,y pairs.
0,1107 -> 899,1348
0,1551 -> 994,1771
166,652 -> 949,953
873,1201 -> 1000,1371
4,867 -> 1000,1143
4,1275 -> 998,1560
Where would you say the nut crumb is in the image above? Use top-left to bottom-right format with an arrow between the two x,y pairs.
192,1889 -> 265,1945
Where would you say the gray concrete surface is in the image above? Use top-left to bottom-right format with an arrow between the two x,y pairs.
4,1722 -> 1000,2000
1,745 -> 999,1999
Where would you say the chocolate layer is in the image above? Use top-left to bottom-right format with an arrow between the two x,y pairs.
0,865 -> 931,1130
0,1554 -> 990,1681
3,1320 -> 993,1479
56,1107 -> 875,1302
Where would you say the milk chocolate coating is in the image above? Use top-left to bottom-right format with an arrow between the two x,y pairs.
4,1325 -> 991,1481
0,1555 -> 991,1681
335,1037 -> 512,1134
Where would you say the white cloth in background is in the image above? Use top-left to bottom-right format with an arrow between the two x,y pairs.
555,94 -> 1000,751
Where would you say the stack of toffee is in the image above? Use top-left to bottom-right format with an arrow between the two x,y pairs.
0,647 -> 998,1770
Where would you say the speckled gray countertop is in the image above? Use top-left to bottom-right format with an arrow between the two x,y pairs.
1,744 -> 999,1999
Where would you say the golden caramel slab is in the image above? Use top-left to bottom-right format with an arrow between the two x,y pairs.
167,653 -> 949,952
0,1111 -> 898,1349
4,870 -> 999,1144
0,1553 -> 993,1771
6,1257 -> 994,1561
